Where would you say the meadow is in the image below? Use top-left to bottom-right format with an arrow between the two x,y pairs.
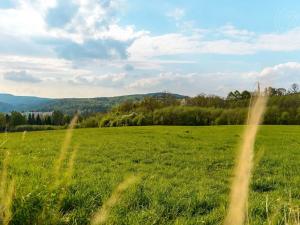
0,125 -> 299,225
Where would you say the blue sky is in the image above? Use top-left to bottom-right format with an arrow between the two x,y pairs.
0,0 -> 300,97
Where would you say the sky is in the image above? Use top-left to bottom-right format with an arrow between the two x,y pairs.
1,0 -> 300,98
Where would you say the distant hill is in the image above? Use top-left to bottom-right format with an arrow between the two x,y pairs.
0,93 -> 187,113
0,102 -> 13,112
0,94 -> 50,112
0,93 -> 50,106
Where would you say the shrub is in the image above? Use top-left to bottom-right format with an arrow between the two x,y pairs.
81,115 -> 103,128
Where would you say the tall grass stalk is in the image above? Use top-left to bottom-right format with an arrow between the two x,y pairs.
3,179 -> 15,225
22,131 -> 27,141
0,151 -> 15,225
0,130 -> 8,148
48,145 -> 79,223
91,175 -> 139,225
39,115 -> 78,222
224,91 -> 268,225
0,152 -> 9,200
53,115 -> 78,186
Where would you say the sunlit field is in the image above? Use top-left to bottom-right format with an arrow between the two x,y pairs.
0,126 -> 299,224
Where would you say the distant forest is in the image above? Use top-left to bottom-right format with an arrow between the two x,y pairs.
1,83 -> 300,131
87,84 -> 300,128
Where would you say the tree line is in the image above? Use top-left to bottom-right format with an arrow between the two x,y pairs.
82,84 -> 300,128
1,84 -> 300,131
0,111 -> 72,131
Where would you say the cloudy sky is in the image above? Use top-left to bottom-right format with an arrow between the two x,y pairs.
1,0 -> 300,97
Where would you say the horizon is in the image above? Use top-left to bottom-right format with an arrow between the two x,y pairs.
1,0 -> 300,97
1,83 -> 296,99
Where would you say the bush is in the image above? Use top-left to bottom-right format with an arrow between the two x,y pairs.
215,108 -> 247,125
81,115 -> 102,128
99,115 -> 114,127
153,106 -> 224,126
132,113 -> 153,126
279,111 -> 290,125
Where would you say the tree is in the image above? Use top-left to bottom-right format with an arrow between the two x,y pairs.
280,111 -> 290,125
267,87 -> 277,96
161,92 -> 178,106
227,90 -> 242,100
63,115 -> 71,124
44,115 -> 52,125
52,111 -> 64,125
290,83 -> 299,94
277,88 -> 287,96
241,90 -> 251,99
227,92 -> 236,100
267,87 -> 287,96
234,90 -> 242,99
10,111 -> 26,127
0,113 -> 6,131
36,114 -> 42,125
28,113 -> 35,125
140,97 -> 162,112
116,100 -> 134,113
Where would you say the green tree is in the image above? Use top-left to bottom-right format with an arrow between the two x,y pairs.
36,114 -> 42,125
63,115 -> 71,124
241,90 -> 251,99
140,97 -> 162,112
44,115 -> 52,125
52,111 -> 64,125
10,111 -> 26,127
28,114 -> 33,125
280,111 -> 290,125
289,83 -> 299,94
0,113 -> 6,131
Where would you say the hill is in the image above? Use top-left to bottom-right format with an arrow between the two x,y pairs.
0,92 -> 187,113
0,93 -> 50,106
0,94 -> 50,112
0,102 -> 13,112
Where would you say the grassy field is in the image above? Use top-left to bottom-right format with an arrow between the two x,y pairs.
0,126 -> 300,224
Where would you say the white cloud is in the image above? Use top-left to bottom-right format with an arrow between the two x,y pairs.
1,58 -> 300,97
126,71 -> 256,96
71,73 -> 127,87
128,25 -> 300,60
257,28 -> 300,52
3,70 -> 41,83
1,2 -> 300,98
218,24 -> 255,40
127,62 -> 300,96
256,62 -> 300,88
2,1 -> 300,62
128,32 -> 256,60
0,0 -> 143,59
128,33 -> 202,59
166,8 -> 185,21
0,5 -> 46,37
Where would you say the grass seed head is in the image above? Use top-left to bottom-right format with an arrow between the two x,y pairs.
225,91 -> 268,225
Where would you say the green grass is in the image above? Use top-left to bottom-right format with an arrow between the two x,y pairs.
0,126 -> 299,224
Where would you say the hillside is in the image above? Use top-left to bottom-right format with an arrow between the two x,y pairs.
0,93 -> 187,113
0,102 -> 13,112
0,94 -> 50,112
0,93 -> 50,106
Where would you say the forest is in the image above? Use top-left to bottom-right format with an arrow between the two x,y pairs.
1,84 -> 300,131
